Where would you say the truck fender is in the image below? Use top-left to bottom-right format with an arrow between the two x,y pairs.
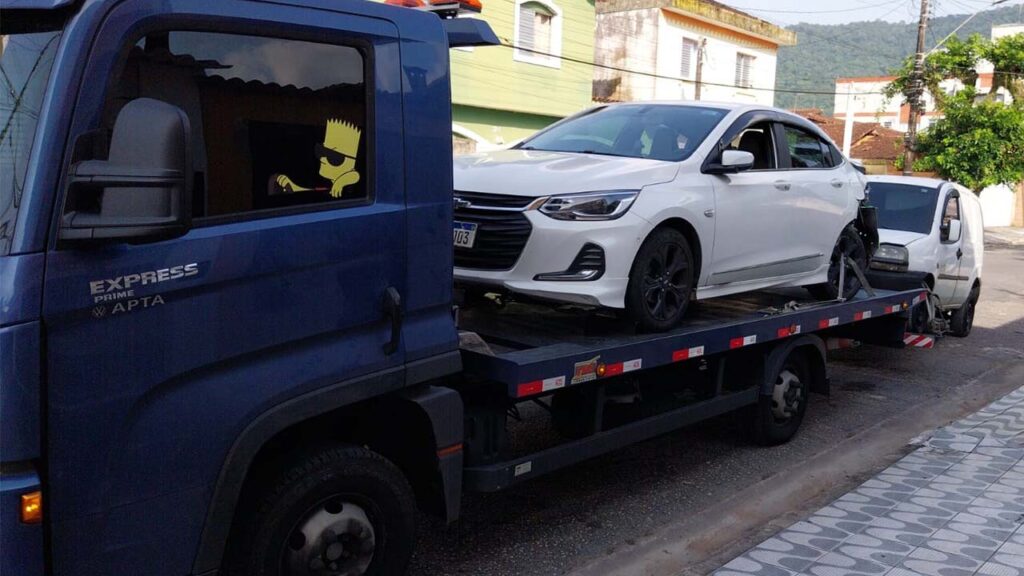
760,334 -> 828,397
399,385 -> 464,523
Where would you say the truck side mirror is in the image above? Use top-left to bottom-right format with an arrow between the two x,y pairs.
942,218 -> 962,243
60,98 -> 192,244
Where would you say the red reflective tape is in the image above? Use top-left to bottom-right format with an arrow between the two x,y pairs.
517,381 -> 543,397
604,362 -> 624,377
854,311 -> 872,321
436,443 -> 463,457
777,324 -> 801,338
729,337 -> 744,349
819,317 -> 839,329
672,346 -> 704,362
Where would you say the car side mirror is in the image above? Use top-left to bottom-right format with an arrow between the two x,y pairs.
60,98 -> 192,244
704,149 -> 755,174
942,219 -> 962,243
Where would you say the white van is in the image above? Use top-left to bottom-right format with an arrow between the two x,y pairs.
865,176 -> 984,337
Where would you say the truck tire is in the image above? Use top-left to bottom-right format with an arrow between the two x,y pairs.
625,227 -> 695,332
808,225 -> 867,301
949,284 -> 979,338
748,352 -> 810,446
226,445 -> 416,576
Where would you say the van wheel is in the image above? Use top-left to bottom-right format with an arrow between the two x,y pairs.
748,352 -> 810,446
949,285 -> 979,337
808,225 -> 867,301
625,228 -> 695,332
226,446 -> 415,576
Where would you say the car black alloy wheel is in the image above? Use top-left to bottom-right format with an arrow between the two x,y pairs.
642,241 -> 690,322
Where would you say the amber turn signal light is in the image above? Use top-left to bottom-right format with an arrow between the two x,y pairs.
21,491 -> 42,524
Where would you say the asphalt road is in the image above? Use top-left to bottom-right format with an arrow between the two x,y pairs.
408,247 -> 1024,576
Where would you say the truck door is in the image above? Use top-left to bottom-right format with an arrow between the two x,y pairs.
934,189 -> 964,306
39,1 -> 406,572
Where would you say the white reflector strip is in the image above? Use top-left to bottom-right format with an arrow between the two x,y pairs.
622,359 -> 642,372
541,375 -> 566,392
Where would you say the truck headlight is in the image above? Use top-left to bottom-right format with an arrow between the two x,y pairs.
539,191 -> 638,221
871,243 -> 909,272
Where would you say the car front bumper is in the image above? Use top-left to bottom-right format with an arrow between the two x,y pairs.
866,268 -> 931,292
454,211 -> 654,309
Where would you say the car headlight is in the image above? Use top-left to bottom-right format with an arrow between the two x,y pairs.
538,191 -> 639,221
871,243 -> 909,272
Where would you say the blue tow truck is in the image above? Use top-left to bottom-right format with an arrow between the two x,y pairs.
1,1 -> 928,574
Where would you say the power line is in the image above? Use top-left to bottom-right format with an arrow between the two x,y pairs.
720,0 -> 907,16
495,40 -> 888,96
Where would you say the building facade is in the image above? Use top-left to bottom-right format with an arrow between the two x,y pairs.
592,0 -> 796,105
449,0 -> 596,152
833,24 -> 1023,133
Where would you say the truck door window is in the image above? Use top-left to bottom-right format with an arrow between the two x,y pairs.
1,30 -> 62,254
100,31 -> 368,220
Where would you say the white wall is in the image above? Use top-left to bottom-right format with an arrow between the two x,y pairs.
979,184 -> 1016,228
594,8 -> 780,105
653,11 -> 777,105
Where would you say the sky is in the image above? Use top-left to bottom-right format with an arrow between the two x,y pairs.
715,0 -> 1024,27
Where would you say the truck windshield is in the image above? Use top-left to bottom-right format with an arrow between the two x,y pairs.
866,182 -> 940,235
1,30 -> 61,255
518,104 -> 727,162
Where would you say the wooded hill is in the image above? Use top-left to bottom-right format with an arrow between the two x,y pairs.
774,4 -> 1023,113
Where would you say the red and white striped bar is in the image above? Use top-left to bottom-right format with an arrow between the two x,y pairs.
818,316 -> 839,329
903,333 -> 935,348
516,375 -> 566,397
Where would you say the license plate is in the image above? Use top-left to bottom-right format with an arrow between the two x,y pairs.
453,221 -> 478,248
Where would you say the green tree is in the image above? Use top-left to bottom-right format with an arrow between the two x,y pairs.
885,33 -> 1024,191
912,90 -> 1024,192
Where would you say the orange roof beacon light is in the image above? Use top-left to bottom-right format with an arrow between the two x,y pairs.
384,0 -> 482,18
21,491 -> 42,524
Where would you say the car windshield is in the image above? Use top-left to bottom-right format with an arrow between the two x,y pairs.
518,105 -> 728,162
1,30 -> 61,255
866,182 -> 940,235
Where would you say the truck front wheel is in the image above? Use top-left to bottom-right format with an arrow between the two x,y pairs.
227,445 -> 416,576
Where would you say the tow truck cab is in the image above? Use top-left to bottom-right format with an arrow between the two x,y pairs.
0,1 -> 495,574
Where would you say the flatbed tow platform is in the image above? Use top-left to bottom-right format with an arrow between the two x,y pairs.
456,288 -> 928,492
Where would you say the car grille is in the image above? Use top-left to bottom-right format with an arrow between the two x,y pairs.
453,191 -> 535,271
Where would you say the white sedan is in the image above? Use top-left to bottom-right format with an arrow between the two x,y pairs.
453,102 -> 877,331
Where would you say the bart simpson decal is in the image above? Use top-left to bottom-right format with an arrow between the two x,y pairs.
271,118 -> 362,198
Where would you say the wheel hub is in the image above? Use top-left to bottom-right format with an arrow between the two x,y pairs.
285,499 -> 376,575
771,369 -> 802,420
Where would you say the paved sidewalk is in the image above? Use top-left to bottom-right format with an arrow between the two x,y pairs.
714,386 -> 1024,576
984,227 -> 1024,247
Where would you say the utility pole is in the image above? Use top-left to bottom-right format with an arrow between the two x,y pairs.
694,38 -> 707,100
903,0 -> 930,176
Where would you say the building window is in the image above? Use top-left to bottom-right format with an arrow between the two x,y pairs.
883,121 -> 893,128
735,53 -> 754,89
514,0 -> 562,68
680,38 -> 698,79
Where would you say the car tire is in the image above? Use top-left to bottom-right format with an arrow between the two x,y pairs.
624,228 -> 695,332
747,352 -> 810,446
808,225 -> 867,301
224,445 -> 416,576
949,284 -> 979,338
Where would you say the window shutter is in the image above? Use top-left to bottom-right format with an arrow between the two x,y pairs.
519,5 -> 535,51
681,39 -> 696,78
735,54 -> 753,88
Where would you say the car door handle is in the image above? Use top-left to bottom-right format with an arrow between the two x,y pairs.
830,179 -> 844,188
382,286 -> 402,355
956,248 -> 963,259
774,180 -> 791,191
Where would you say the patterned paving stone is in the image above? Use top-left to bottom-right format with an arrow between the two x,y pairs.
715,386 -> 1024,576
